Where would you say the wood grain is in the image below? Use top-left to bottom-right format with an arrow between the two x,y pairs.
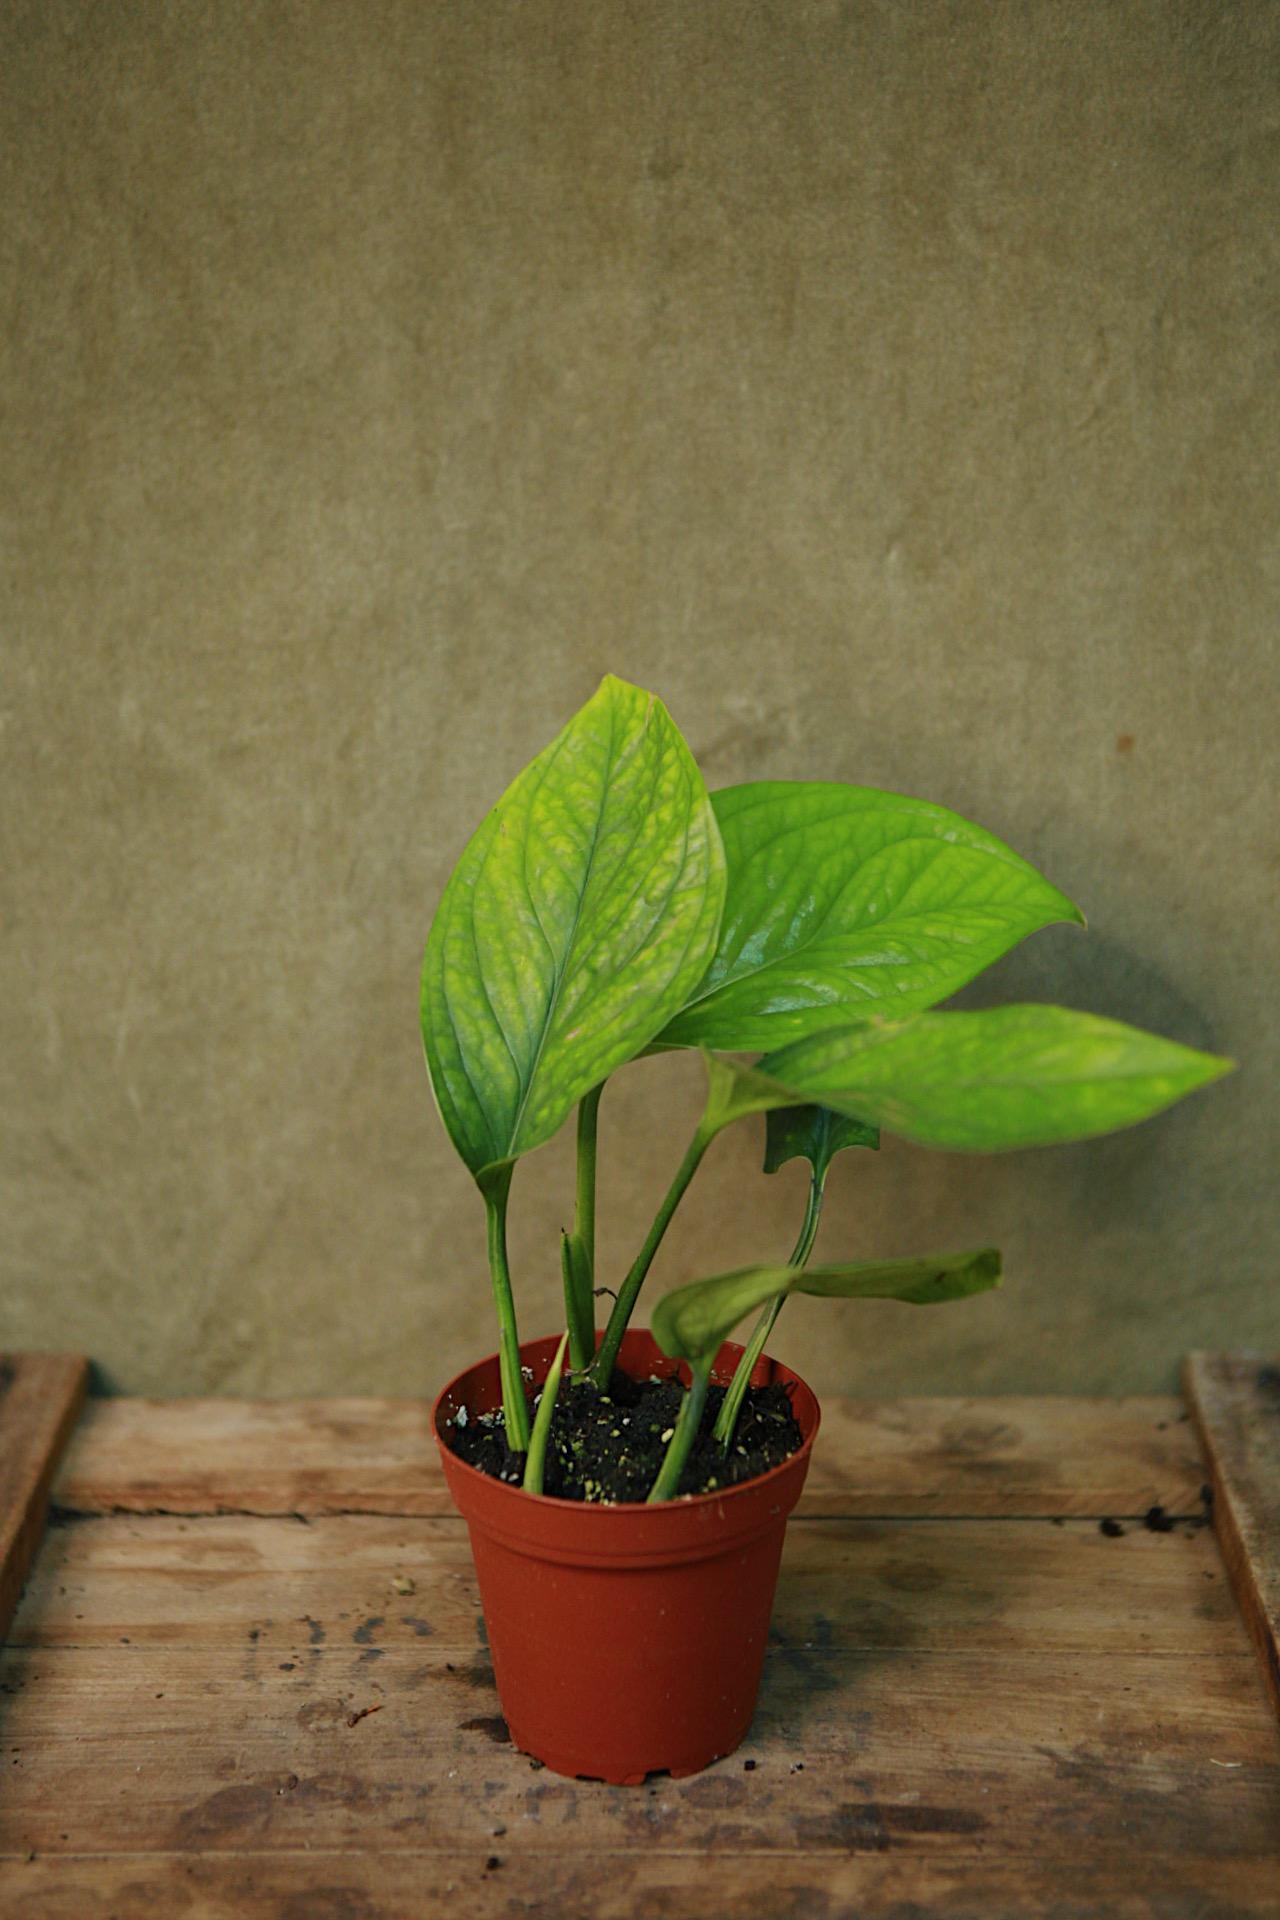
3,1852 -> 1278,1920
2,1643 -> 1276,1858
0,1354 -> 88,1639
4,1390 -> 1277,1918
8,1513 -> 1240,1658
52,1391 -> 1206,1519
1184,1352 -> 1280,1718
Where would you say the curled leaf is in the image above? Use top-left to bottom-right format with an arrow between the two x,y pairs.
652,1248 -> 1002,1368
763,1104 -> 879,1179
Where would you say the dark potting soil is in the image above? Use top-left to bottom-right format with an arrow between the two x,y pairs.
447,1367 -> 804,1503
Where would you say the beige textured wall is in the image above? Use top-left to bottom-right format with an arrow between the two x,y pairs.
3,2 -> 1277,1398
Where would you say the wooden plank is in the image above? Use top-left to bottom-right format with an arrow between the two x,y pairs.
1,1643 -> 1276,1860
3,1505 -> 1277,1867
0,1354 -> 88,1639
52,1397 -> 438,1519
3,1851 -> 1279,1920
52,1392 -> 1205,1519
1184,1352 -> 1280,1719
803,1392 -> 1206,1518
8,1514 -> 1241,1658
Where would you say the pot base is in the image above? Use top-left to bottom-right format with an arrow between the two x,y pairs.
509,1735 -> 739,1787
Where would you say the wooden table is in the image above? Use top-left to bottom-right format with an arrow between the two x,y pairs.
1,1354 -> 1277,1917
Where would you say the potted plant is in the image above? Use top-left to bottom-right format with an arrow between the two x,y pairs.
422,674 -> 1230,1784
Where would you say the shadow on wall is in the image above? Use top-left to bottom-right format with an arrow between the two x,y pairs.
939,928 -> 1226,1240
950,926 -> 1221,1053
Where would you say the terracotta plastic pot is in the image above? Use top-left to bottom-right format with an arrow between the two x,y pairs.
432,1328 -> 820,1784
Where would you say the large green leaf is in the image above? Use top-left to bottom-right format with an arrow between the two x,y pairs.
761,1006 -> 1233,1151
421,677 -> 726,1185
658,782 -> 1084,1050
763,1104 -> 879,1178
652,1247 -> 1002,1367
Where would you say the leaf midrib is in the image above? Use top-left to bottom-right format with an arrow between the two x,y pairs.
797,1035 -> 1202,1097
501,699 -> 624,1160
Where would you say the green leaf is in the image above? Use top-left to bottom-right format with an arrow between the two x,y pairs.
422,677 -> 726,1185
658,782 -> 1084,1050
652,1247 -> 1002,1368
696,1053 -> 880,1158
761,1006 -> 1234,1152
698,1051 -> 803,1141
763,1104 -> 879,1179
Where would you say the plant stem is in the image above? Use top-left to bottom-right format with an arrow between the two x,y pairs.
483,1170 -> 531,1452
560,1233 -> 593,1376
588,1122 -> 712,1388
646,1361 -> 710,1503
713,1169 -> 826,1448
575,1082 -> 602,1282
522,1331 -> 569,1495
563,1083 -> 603,1371
789,1166 -> 826,1269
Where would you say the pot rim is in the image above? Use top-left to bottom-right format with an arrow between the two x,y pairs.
431,1329 -> 821,1518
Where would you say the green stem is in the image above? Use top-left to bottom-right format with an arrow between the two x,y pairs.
575,1083 -> 602,1282
483,1171 -> 531,1452
789,1167 -> 826,1270
588,1123 -> 713,1388
563,1083 -> 603,1371
522,1332 -> 569,1495
647,1362 -> 710,1503
560,1233 -> 592,1376
713,1168 -> 826,1449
